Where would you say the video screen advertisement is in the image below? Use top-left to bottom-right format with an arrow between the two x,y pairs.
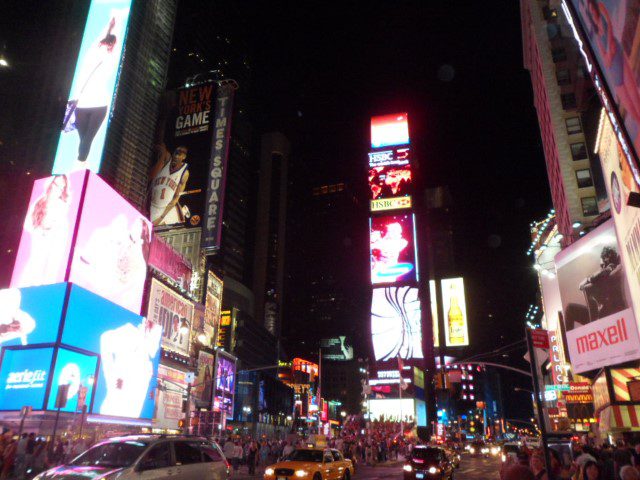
565,0 -> 640,191
61,284 -> 162,419
371,113 -> 410,149
441,277 -> 470,347
52,0 -> 132,175
368,147 -> 413,212
597,112 -> 640,338
147,279 -> 193,356
370,213 -> 418,285
0,347 -> 54,411
10,171 -> 151,315
46,348 -> 99,413
213,351 -> 236,419
371,286 -> 423,361
555,220 -> 640,373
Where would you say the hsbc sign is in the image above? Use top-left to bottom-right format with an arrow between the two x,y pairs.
567,309 -> 640,373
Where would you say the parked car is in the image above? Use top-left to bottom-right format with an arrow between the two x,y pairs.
403,446 -> 455,480
33,435 -> 229,480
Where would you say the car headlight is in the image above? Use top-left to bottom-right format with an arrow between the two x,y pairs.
32,474 -> 47,480
481,448 -> 489,454
428,466 -> 440,474
294,470 -> 308,477
403,464 -> 413,472
501,454 -> 506,462
470,448 -> 475,454
265,467 -> 275,475
491,447 -> 499,455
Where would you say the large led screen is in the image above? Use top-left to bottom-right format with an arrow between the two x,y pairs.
567,0 -> 640,190
46,348 -> 98,413
61,285 -> 162,419
69,173 -> 151,314
214,351 -> 236,419
0,284 -> 66,348
371,113 -> 410,149
555,220 -> 640,373
52,0 -> 132,174
368,164 -> 412,201
371,286 -> 423,361
441,278 -> 470,347
0,347 -> 54,411
147,279 -> 193,356
11,172 -> 85,288
370,214 -> 418,284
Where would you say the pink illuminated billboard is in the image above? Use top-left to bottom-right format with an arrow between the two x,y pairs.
371,113 -> 410,149
370,213 -> 418,285
69,173 -> 151,314
11,171 -> 86,288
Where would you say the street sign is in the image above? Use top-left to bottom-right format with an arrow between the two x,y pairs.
545,385 -> 570,392
531,329 -> 550,349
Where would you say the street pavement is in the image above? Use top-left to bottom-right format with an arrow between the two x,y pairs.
231,453 -> 502,479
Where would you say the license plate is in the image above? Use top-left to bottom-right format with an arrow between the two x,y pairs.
277,477 -> 287,480
416,474 -> 425,479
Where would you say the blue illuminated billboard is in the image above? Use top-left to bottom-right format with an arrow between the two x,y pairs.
52,0 -> 132,174
46,348 -> 98,413
0,284 -> 66,348
62,285 -> 162,419
0,348 -> 54,411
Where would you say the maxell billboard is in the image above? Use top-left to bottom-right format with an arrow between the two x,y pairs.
555,220 -> 640,373
203,82 -> 235,251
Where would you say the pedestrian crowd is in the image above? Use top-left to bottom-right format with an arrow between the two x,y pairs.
500,440 -> 640,480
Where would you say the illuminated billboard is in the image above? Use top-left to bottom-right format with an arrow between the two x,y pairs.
430,280 -> 440,348
148,235 -> 193,290
147,279 -> 193,356
371,113 -> 410,149
11,172 -> 85,288
61,284 -> 162,419
441,277 -> 470,347
156,365 -> 188,430
52,0 -> 132,174
46,348 -> 98,413
319,336 -> 354,361
193,351 -> 214,407
371,286 -> 423,361
368,149 -> 412,213
0,347 -> 54,411
214,351 -> 236,419
204,272 -> 223,348
11,171 -> 151,315
555,220 -> 640,373
0,284 -> 66,348
368,398 -> 416,421
370,214 -> 418,284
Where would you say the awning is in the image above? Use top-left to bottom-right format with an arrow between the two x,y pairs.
598,405 -> 640,431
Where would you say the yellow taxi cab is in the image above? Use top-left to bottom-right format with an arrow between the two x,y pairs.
264,448 -> 354,480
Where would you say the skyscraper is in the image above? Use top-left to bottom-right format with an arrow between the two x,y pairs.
521,0 -> 607,240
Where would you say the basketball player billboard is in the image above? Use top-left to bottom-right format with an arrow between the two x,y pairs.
52,0 -> 132,175
147,279 -> 194,356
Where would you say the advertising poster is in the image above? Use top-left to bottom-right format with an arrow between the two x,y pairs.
61,284 -> 162,419
371,286 -> 423,361
0,347 -> 54,411
203,83 -> 235,251
368,147 -> 412,212
217,309 -> 234,351
193,351 -> 214,407
11,172 -> 85,288
441,278 -> 470,347
149,84 -> 215,228
370,113 -> 410,149
155,365 -> 187,431
213,351 -> 236,419
319,336 -> 354,361
204,271 -> 223,348
0,284 -> 66,348
597,113 -> 640,340
46,349 -> 98,413
148,235 -> 193,290
429,280 -> 439,348
147,279 -> 193,356
370,213 -> 418,285
567,0 -> 640,189
69,173 -> 151,315
555,220 -> 640,373
52,0 -> 132,174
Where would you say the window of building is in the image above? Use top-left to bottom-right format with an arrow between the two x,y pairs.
575,169 -> 593,188
561,93 -> 577,110
552,47 -> 567,62
570,142 -> 588,160
565,117 -> 582,135
556,69 -> 571,85
581,196 -> 599,216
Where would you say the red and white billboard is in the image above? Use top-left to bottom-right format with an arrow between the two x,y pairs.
556,220 -> 640,373
370,213 -> 418,285
371,113 -> 410,149
147,279 -> 194,356
148,235 -> 193,290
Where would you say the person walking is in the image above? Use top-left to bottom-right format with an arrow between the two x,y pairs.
0,436 -> 17,480
246,441 -> 258,475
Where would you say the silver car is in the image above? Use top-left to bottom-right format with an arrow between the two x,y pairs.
33,435 -> 230,480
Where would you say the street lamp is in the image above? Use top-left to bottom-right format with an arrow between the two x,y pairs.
0,57 -> 8,68
179,318 -> 190,335
340,411 -> 347,418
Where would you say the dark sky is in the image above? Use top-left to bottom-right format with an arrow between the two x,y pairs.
241,3 -> 552,359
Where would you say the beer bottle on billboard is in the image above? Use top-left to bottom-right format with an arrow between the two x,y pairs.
447,285 -> 465,345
